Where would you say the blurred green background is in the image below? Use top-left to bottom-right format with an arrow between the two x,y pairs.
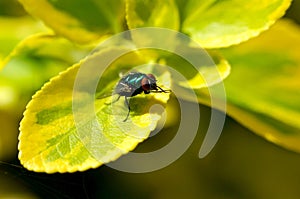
1,0 -> 300,198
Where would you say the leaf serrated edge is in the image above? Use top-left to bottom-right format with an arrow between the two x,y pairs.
17,58 -> 95,173
17,47 -> 170,173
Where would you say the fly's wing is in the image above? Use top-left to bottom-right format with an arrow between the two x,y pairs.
96,79 -> 133,99
114,82 -> 134,96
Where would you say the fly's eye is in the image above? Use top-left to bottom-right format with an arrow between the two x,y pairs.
141,77 -> 151,91
147,74 -> 156,81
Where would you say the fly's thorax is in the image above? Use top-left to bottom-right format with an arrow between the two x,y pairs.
115,72 -> 148,97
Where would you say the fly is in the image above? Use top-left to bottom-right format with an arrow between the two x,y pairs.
111,72 -> 170,122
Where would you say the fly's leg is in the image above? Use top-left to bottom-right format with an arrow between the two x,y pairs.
111,95 -> 121,103
151,86 -> 171,93
105,95 -> 121,105
123,96 -> 130,122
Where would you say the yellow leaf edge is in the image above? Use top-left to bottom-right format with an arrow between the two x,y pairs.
178,51 -> 231,89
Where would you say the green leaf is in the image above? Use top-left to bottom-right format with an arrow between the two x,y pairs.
17,31 -> 230,172
19,0 -> 126,44
2,33 -> 90,67
180,0 -> 291,48
0,16 -> 47,68
193,19 -> 300,153
0,33 -> 89,111
18,47 -> 171,173
126,0 -> 180,30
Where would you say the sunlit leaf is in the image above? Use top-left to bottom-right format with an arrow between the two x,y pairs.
18,47 -> 171,173
164,49 -> 230,89
180,0 -> 291,48
192,19 -> 300,153
126,0 -> 180,30
18,0 -> 126,44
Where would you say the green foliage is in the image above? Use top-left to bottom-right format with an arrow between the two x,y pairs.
18,0 -> 126,44
0,0 -> 295,173
0,16 -> 47,65
126,0 -> 180,29
221,19 -> 300,153
187,19 -> 300,153
0,33 -> 89,111
181,0 -> 291,48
